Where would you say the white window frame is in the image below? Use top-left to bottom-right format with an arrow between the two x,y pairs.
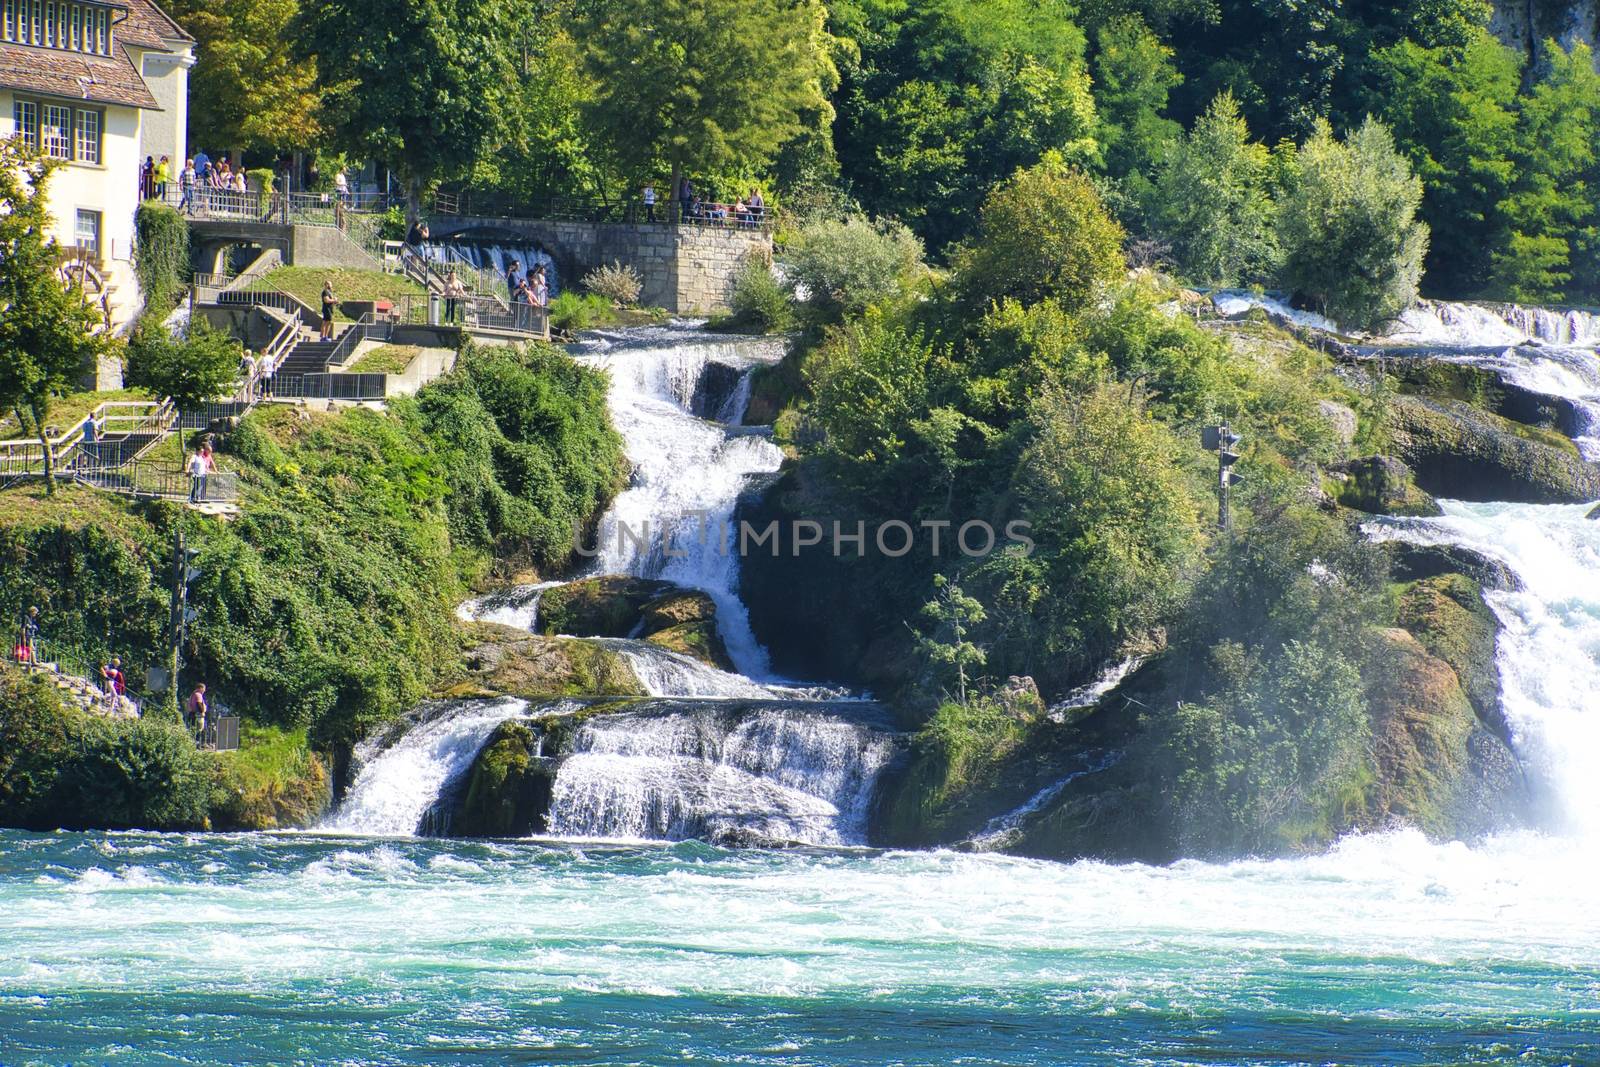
2,0 -> 17,43
74,208 -> 100,258
11,99 -> 38,151
74,106 -> 99,163
40,102 -> 72,159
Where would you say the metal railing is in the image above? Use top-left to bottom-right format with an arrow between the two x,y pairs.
1,399 -> 176,482
432,188 -> 778,231
264,373 -> 390,402
73,461 -> 240,503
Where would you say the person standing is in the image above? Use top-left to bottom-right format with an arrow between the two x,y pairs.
643,182 -> 657,223
80,411 -> 101,468
100,658 -> 124,715
141,156 -> 154,200
530,265 -> 548,311
154,156 -> 170,200
187,448 -> 208,503
320,279 -> 336,340
443,270 -> 466,324
678,176 -> 694,220
185,683 -> 209,745
178,158 -> 196,214
334,169 -> 349,204
18,607 -> 40,672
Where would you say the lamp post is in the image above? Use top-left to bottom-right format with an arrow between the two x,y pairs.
1201,424 -> 1242,531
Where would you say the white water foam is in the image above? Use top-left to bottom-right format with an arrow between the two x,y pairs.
546,704 -> 897,844
1367,501 -> 1600,833
966,753 -> 1122,851
1211,291 -> 1341,333
324,698 -> 530,835
454,580 -> 564,630
1388,300 -> 1600,348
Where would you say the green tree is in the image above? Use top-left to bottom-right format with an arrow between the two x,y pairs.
1489,41 -> 1600,303
295,0 -> 520,214
0,138 -> 109,491
126,320 -> 242,454
952,158 -> 1126,312
1148,91 -> 1280,285
830,0 -> 1098,249
573,0 -> 836,199
169,0 -> 322,160
1092,14 -> 1183,183
1278,117 -> 1428,328
918,573 -> 987,708
1370,28 -> 1520,297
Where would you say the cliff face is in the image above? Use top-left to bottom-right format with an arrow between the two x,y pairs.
1491,0 -> 1599,58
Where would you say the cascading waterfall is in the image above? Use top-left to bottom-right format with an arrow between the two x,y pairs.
421,239 -> 560,296
324,698 -> 534,836
572,327 -> 788,679
1389,300 -> 1600,348
329,324 -> 895,845
1368,502 -> 1600,834
545,702 -> 897,845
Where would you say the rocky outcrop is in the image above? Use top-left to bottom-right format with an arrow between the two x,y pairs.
532,577 -> 734,670
451,720 -> 556,837
1360,629 -> 1525,837
1383,355 -> 1585,439
1490,0 -> 1598,61
1329,455 -> 1439,516
452,621 -> 645,698
1385,395 -> 1600,503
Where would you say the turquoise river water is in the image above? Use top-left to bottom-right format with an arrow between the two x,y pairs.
2,827 -> 1597,1065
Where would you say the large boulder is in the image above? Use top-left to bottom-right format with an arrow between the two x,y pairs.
452,621 -> 645,698
1360,628 -> 1525,836
1330,455 -> 1439,516
1385,395 -> 1600,503
536,577 -> 675,638
451,720 -> 555,837
638,589 -> 736,671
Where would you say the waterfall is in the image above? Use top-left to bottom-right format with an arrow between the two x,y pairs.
421,239 -> 561,296
965,752 -> 1122,851
324,698 -> 533,835
455,580 -> 563,630
1367,502 -> 1600,834
1388,300 -> 1600,348
545,702 -> 898,845
573,327 -> 788,678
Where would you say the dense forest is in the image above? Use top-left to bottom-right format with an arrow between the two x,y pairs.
175,0 -> 1600,308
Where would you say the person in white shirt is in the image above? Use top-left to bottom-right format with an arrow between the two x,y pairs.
187,450 -> 209,503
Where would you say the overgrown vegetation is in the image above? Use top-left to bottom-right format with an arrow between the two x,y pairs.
132,201 -> 192,316
581,261 -> 643,306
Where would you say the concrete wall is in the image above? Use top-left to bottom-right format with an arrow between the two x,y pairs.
131,42 -> 191,168
290,225 -> 384,270
428,216 -> 770,313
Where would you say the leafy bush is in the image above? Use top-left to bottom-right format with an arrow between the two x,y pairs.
548,290 -> 614,332
952,158 -> 1126,313
245,168 -> 275,196
581,260 -> 643,306
379,205 -> 407,242
0,667 -> 211,831
1278,118 -> 1429,329
727,256 -> 795,333
126,318 -> 242,430
782,213 -> 925,320
132,201 -> 190,314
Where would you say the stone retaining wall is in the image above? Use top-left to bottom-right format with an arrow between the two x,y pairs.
428,216 -> 769,313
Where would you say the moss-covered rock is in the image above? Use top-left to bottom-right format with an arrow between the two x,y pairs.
1385,355 -> 1583,438
453,621 -> 645,697
1358,629 -> 1523,836
1397,574 -> 1503,733
536,577 -> 674,637
1330,455 -> 1439,516
453,720 -> 554,837
209,728 -> 332,830
1385,395 -> 1600,503
639,590 -> 735,670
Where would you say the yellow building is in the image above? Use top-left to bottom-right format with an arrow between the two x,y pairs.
1,0 -> 193,330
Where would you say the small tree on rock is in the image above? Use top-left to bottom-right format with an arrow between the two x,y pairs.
918,573 -> 987,709
1278,117 -> 1429,330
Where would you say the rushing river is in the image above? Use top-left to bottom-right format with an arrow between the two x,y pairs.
5,321 -> 1600,1063
2,829 -> 1598,1065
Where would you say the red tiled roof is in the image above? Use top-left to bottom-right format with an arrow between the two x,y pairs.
0,40 -> 161,109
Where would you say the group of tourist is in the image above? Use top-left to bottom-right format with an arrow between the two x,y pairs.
175,151 -> 249,214
654,177 -> 766,227
138,155 -> 172,201
12,607 -> 133,716
507,260 -> 549,329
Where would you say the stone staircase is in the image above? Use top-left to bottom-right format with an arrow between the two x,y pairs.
35,665 -> 140,720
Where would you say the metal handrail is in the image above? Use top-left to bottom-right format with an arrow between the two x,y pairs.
432,188 -> 780,231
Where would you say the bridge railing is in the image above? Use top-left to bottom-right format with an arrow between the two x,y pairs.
431,189 -> 778,232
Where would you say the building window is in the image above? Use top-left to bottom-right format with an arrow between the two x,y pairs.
41,0 -> 52,45
40,103 -> 71,159
74,209 -> 100,258
70,3 -> 81,49
74,107 -> 99,163
3,1 -> 110,53
11,100 -> 37,150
